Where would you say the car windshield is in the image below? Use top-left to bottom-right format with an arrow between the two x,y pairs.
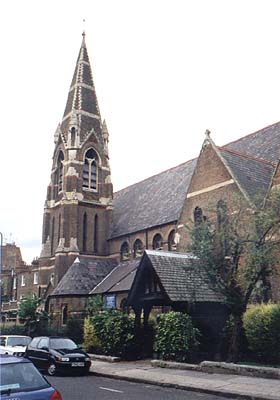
7,337 -> 31,347
0,361 -> 49,394
50,338 -> 78,350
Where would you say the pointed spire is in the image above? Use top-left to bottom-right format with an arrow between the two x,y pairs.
61,33 -> 102,145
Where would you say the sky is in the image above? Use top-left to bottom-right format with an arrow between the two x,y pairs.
1,0 -> 280,264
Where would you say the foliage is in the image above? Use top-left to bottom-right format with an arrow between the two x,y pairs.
85,295 -> 103,317
0,323 -> 26,335
64,318 -> 84,344
187,191 -> 280,361
83,317 -> 102,353
154,311 -> 200,362
17,294 -> 49,336
90,310 -> 135,358
243,303 -> 280,363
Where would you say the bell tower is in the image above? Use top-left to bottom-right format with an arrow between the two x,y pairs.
39,33 -> 113,289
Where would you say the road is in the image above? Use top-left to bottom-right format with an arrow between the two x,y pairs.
47,373 -> 236,400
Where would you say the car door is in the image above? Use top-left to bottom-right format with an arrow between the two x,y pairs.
36,337 -> 50,370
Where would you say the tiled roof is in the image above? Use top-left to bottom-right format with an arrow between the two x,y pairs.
110,159 -> 197,238
90,259 -> 140,294
130,250 -> 224,303
220,149 -> 275,204
50,257 -> 118,296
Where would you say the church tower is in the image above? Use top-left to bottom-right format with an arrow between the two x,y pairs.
39,33 -> 113,289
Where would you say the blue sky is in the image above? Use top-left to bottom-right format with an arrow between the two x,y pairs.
1,0 -> 280,263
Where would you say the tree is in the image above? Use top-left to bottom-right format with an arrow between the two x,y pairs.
187,190 -> 280,362
18,294 -> 49,336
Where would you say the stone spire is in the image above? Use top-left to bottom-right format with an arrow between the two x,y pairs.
60,32 -> 102,145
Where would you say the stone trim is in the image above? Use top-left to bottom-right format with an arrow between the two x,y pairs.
187,179 -> 234,198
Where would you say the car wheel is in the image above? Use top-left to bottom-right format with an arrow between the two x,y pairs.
47,362 -> 57,376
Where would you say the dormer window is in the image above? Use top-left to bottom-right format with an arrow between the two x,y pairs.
83,148 -> 98,191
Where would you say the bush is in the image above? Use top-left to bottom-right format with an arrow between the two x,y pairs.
154,311 -> 200,362
64,318 -> 84,344
90,310 -> 135,358
0,323 -> 26,335
83,317 -> 102,353
243,303 -> 280,363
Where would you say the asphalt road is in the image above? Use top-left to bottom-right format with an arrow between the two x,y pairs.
47,373 -> 236,400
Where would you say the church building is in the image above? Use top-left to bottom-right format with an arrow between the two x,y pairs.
38,33 -> 280,331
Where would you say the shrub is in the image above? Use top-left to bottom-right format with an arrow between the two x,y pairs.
0,323 -> 26,335
91,310 -> 135,358
64,318 -> 84,344
83,317 -> 102,353
243,303 -> 280,363
154,311 -> 200,362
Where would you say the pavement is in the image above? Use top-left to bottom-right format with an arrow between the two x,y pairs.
89,357 -> 280,400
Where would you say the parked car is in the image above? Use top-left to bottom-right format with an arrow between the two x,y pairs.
0,335 -> 32,356
25,336 -> 91,376
0,354 -> 62,399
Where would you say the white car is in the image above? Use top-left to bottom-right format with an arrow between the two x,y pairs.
0,335 -> 32,356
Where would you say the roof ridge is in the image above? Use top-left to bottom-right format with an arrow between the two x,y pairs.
113,157 -> 197,195
222,121 -> 280,148
219,147 -> 276,167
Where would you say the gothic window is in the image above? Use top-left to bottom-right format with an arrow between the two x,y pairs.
21,275 -> 25,287
83,148 -> 98,191
93,214 -> 98,253
58,214 -> 61,244
168,230 -> 176,251
152,234 -> 163,250
71,127 -> 76,147
217,200 -> 228,227
83,212 -> 88,252
120,242 -> 130,261
50,273 -> 55,286
194,206 -> 203,225
57,151 -> 64,192
133,239 -> 144,258
120,298 -> 128,312
33,272 -> 39,285
51,217 -> 55,255
62,304 -> 68,325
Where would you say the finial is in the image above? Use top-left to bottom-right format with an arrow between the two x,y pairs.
205,129 -> 211,137
82,19 -> 86,43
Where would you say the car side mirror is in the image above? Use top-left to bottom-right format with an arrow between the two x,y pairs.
41,346 -> 49,351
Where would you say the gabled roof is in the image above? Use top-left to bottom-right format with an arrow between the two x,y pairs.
90,259 -> 140,295
220,148 -> 275,204
223,121 -> 280,164
110,158 -> 197,238
111,122 -> 280,239
50,257 -> 118,296
128,250 -> 224,304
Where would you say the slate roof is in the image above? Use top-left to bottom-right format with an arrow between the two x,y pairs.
220,148 -> 275,204
111,122 -> 280,239
50,257 -> 118,296
110,158 -> 197,238
90,259 -> 140,295
223,121 -> 280,164
131,250 -> 224,303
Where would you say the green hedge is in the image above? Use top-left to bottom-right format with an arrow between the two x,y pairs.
154,311 -> 200,362
243,303 -> 280,363
90,310 -> 135,358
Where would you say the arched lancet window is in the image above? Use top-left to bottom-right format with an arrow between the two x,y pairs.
58,214 -> 61,244
83,148 -> 98,191
194,206 -> 203,225
83,212 -> 87,252
152,233 -> 163,250
120,242 -> 130,261
51,217 -> 55,255
71,127 -> 76,147
133,239 -> 144,258
57,151 -> 64,192
217,199 -> 228,227
168,230 -> 176,251
62,304 -> 68,325
93,214 -> 98,253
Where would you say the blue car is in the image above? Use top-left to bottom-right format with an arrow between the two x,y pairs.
0,354 -> 62,399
